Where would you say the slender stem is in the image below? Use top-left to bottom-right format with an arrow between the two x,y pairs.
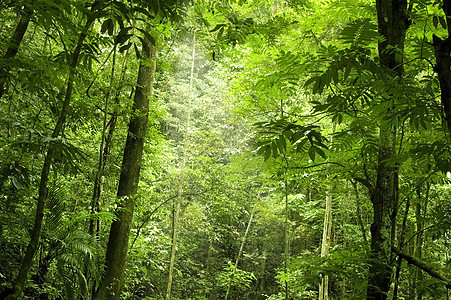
225,205 -> 256,300
166,32 -> 196,300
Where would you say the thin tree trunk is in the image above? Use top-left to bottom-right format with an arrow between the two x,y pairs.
225,206 -> 255,300
165,33 -> 196,300
86,46 -> 128,299
352,181 -> 368,244
0,7 -> 32,99
93,33 -> 157,300
393,198 -> 410,299
367,0 -> 409,299
319,127 -> 335,300
6,13 -> 96,300
414,182 -> 428,300
319,188 -> 332,300
284,175 -> 290,300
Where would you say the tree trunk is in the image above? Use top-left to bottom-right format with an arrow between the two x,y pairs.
284,177 -> 290,300
392,198 -> 410,299
432,1 -> 451,135
6,13 -> 95,300
319,188 -> 332,300
93,35 -> 157,300
165,33 -> 196,300
414,182 -> 428,300
0,7 -> 32,99
368,1 -> 409,299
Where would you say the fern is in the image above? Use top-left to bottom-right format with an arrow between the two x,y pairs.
339,18 -> 379,47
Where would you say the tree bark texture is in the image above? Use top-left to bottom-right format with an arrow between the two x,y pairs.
93,39 -> 157,300
368,0 -> 409,299
6,14 -> 94,300
433,1 -> 451,135
0,7 -> 32,99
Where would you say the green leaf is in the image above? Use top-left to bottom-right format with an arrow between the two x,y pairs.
115,26 -> 133,45
433,16 -> 439,29
271,141 -> 278,157
137,27 -> 156,46
134,43 -> 141,59
11,176 -> 24,189
308,147 -> 316,161
277,136 -> 287,152
113,1 -> 130,19
119,42 -> 133,53
313,146 -> 326,159
439,16 -> 447,29
137,36 -> 150,56
210,24 -> 226,32
100,19 -> 113,35
264,145 -> 272,161
296,138 -> 308,152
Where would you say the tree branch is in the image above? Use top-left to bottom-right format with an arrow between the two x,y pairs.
353,177 -> 374,195
391,246 -> 451,289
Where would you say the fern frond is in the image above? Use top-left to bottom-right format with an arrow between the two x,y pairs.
339,18 -> 379,46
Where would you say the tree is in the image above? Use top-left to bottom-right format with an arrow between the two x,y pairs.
5,1 -> 103,297
367,1 -> 409,298
93,29 -> 157,300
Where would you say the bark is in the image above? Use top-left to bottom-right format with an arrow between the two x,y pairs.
165,33 -> 196,300
319,188 -> 332,300
432,1 -> 451,135
0,7 -> 32,99
6,14 -> 95,300
367,0 -> 410,299
93,36 -> 157,300
392,247 -> 451,289
392,198 -> 410,299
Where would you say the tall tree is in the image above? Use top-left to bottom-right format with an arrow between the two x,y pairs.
5,2 -> 102,297
367,0 -> 409,299
93,30 -> 157,300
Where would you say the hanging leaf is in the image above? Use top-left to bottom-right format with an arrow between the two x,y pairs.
308,146 -> 316,161
313,146 -> 327,159
134,43 -> 141,59
264,145 -> 272,161
100,18 -> 114,35
439,16 -> 447,29
137,27 -> 156,46
115,26 -> 133,45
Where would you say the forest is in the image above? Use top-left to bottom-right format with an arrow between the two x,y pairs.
1,0 -> 451,299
